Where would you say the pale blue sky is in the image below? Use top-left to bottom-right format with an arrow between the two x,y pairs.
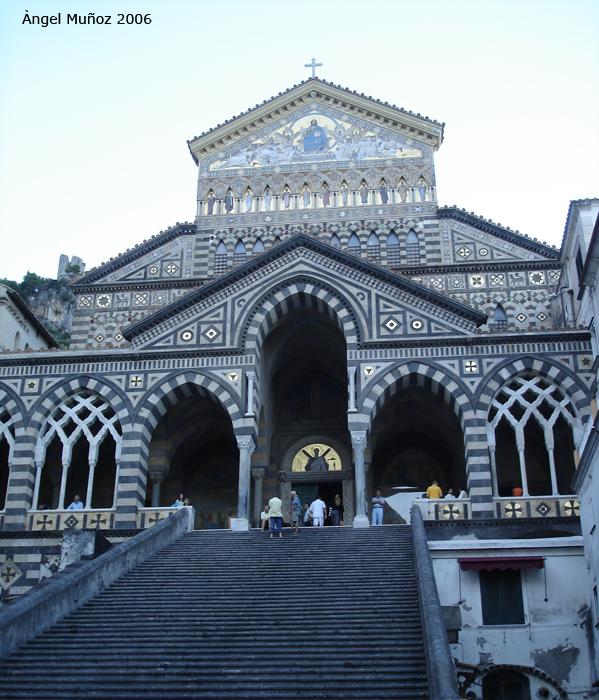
0,0 -> 597,279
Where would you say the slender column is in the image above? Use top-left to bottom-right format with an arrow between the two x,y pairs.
351,431 -> 369,528
246,372 -> 255,416
348,366 -> 357,412
546,443 -> 559,495
488,446 -> 499,496
515,432 -> 529,496
85,459 -> 97,509
251,467 -> 266,527
112,461 -> 120,510
58,460 -> 70,509
150,475 -> 163,507
235,435 -> 256,529
31,460 -> 43,510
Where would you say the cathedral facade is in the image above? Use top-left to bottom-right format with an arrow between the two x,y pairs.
0,76 -> 596,696
0,77 -> 592,533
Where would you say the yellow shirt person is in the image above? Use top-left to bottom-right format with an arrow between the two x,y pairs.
426,481 -> 443,499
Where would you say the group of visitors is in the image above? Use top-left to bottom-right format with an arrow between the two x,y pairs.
423,481 -> 468,499
260,491 -> 345,538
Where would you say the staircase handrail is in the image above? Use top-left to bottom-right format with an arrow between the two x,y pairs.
410,504 -> 460,700
0,507 -> 194,658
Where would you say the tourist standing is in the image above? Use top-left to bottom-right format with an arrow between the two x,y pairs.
329,494 -> 344,526
309,495 -> 327,527
66,495 -> 84,511
426,481 -> 443,499
290,490 -> 302,534
268,495 -> 283,538
371,490 -> 385,526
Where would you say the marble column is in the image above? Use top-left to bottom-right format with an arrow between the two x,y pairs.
234,435 -> 256,530
351,431 -> 369,528
245,372 -> 255,417
85,459 -> 97,510
58,459 -> 70,509
347,367 -> 357,412
150,474 -> 164,507
251,467 -> 266,527
31,460 -> 43,510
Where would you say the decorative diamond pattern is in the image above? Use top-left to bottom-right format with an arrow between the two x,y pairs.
0,559 -> 23,590
464,360 -> 478,374
64,514 -> 79,529
535,501 -> 552,517
537,312 -> 547,322
457,246 -> 472,258
489,273 -> 505,287
516,313 -> 527,323
94,334 -> 105,343
469,275 -> 484,287
79,296 -> 93,308
202,326 -> 220,341
134,293 -> 149,306
164,263 -> 178,275
383,317 -> 400,332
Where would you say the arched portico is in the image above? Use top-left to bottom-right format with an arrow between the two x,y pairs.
135,372 -> 251,529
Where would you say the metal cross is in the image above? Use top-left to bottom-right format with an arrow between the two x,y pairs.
304,58 -> 323,78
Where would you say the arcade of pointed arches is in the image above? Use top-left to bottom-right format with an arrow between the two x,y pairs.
0,362 -> 585,520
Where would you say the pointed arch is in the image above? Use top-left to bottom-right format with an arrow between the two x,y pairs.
234,239 -> 246,265
253,238 -> 265,255
387,231 -> 400,266
367,232 -> 380,262
241,277 -> 364,357
330,233 -> 341,248
214,240 -> 228,274
347,232 -> 361,254
492,303 -> 508,326
406,230 -> 420,265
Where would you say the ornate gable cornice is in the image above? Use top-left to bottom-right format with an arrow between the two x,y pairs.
438,207 -> 559,259
73,223 -> 197,287
187,78 -> 444,164
123,233 -> 486,341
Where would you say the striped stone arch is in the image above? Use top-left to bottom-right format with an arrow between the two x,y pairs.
241,276 -> 363,356
358,361 -> 495,514
135,371 -> 245,458
475,356 -> 591,417
28,375 -> 132,435
112,371 -> 246,527
360,361 -> 474,430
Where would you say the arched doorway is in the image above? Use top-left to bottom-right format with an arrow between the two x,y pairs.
146,387 -> 238,529
370,384 -> 466,519
259,304 -> 351,521
482,669 -> 531,700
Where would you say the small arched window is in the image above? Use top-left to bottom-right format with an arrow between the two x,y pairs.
214,241 -> 228,274
347,233 -> 361,254
253,238 -> 265,255
367,232 -> 380,262
13,331 -> 21,351
387,231 -> 400,267
406,230 -> 420,265
492,303 -> 508,326
330,234 -> 341,248
234,240 -> 246,266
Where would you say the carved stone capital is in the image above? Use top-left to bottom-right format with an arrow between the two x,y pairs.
251,467 -> 266,481
236,435 -> 256,453
350,430 -> 367,448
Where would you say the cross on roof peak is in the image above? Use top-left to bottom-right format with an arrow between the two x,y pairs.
304,58 -> 323,79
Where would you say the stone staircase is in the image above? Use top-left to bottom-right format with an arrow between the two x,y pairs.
0,525 -> 429,699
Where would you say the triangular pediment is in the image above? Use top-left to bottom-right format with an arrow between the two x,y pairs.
73,223 -> 197,287
124,235 -> 485,351
439,208 -> 559,262
188,78 -> 444,169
